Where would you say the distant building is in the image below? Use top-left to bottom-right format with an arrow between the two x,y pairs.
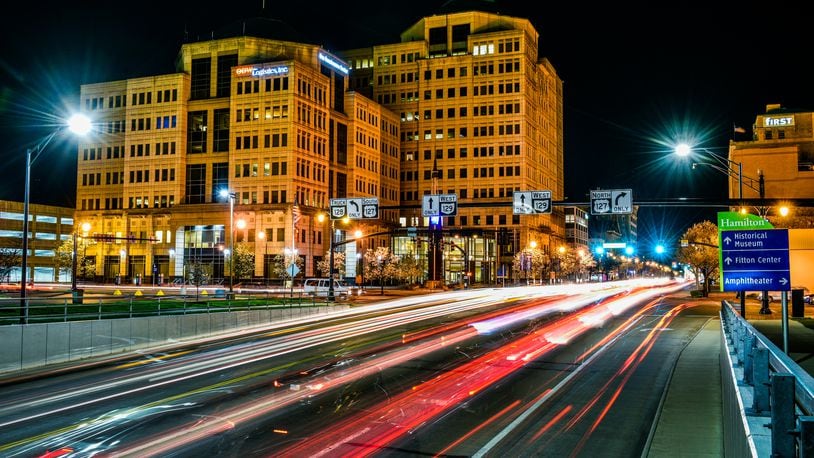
564,206 -> 589,251
729,103 -> 814,227
0,200 -> 75,283
76,29 -> 398,284
73,8 -> 565,285
341,10 -> 564,282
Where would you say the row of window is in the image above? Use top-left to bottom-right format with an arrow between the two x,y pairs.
378,81 -> 520,106
295,159 -> 326,182
235,105 -> 290,122
130,195 -> 175,209
234,132 -> 290,150
400,144 -> 521,161
401,164 -> 520,181
235,76 -> 290,95
85,90 -> 179,112
234,161 -> 289,177
0,230 -> 63,240
0,212 -> 66,224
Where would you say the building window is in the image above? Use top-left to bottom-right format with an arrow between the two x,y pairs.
216,54 -> 237,98
188,111 -> 208,153
190,57 -> 211,100
213,109 -> 230,152
185,164 -> 207,204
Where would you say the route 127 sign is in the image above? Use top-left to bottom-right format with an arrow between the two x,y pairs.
590,189 -> 632,215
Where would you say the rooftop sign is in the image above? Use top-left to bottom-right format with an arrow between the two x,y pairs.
318,52 -> 349,75
234,64 -> 289,78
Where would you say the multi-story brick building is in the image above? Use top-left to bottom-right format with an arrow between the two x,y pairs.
74,9 -> 565,286
341,10 -> 565,283
76,32 -> 399,284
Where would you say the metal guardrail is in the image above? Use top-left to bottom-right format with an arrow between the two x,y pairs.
0,290 -> 338,325
720,300 -> 814,457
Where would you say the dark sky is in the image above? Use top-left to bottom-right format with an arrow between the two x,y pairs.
1,0 -> 812,250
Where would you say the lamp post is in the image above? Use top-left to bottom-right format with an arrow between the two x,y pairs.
675,142 -> 766,316
19,114 -> 91,324
258,230 -> 268,286
219,189 -> 236,293
327,221 -> 336,301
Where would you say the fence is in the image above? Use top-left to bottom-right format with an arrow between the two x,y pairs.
0,289 -> 343,326
720,300 -> 814,457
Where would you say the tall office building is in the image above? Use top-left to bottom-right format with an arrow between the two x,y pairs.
75,22 -> 399,284
341,10 -> 564,283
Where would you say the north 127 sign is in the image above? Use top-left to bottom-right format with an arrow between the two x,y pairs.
590,189 -> 632,215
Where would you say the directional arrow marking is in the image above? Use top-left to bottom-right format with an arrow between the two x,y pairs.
725,257 -> 732,265
723,236 -> 732,244
614,192 -> 628,206
780,278 -> 788,285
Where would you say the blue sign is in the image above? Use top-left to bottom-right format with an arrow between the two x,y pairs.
720,229 -> 790,292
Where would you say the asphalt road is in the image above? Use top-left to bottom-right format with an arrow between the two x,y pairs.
0,280 -> 706,457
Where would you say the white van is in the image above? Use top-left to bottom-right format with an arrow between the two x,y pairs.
303,278 -> 350,299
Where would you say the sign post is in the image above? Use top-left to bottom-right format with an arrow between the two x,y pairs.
512,191 -> 552,214
717,211 -> 792,353
590,189 -> 632,215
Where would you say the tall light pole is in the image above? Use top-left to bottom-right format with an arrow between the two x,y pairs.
327,220 -> 336,301
675,142 -> 765,316
20,114 -> 91,324
674,143 -> 746,199
219,189 -> 236,293
258,230 -> 268,286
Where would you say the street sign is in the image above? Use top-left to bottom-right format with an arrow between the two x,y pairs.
361,198 -> 379,219
590,189 -> 632,215
287,263 -> 300,278
330,198 -> 346,220
422,194 -> 458,217
330,197 -> 378,220
407,227 -> 417,237
512,190 -> 552,214
720,228 -> 791,292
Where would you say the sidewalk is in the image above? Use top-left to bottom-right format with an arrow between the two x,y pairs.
647,290 -> 814,457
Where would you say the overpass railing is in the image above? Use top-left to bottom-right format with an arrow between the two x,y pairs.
720,300 -> 814,457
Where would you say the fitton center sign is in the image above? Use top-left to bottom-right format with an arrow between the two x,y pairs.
717,211 -> 791,292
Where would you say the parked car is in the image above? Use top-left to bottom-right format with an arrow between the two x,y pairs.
303,278 -> 350,298
756,286 -> 810,303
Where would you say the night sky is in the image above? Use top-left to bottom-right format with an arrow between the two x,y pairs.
1,0 -> 812,249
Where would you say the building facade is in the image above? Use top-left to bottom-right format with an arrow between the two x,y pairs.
76,33 -> 399,284
0,200 -> 75,283
74,10 -> 565,286
341,11 -> 565,283
729,103 -> 814,226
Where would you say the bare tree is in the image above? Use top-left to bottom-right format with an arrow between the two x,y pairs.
0,246 -> 21,283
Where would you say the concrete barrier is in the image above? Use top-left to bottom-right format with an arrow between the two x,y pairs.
0,305 -> 350,374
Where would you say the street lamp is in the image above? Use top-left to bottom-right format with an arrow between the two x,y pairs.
258,230 -> 268,286
20,114 -> 91,324
675,142 -> 770,317
219,189 -> 236,293
674,142 -> 765,200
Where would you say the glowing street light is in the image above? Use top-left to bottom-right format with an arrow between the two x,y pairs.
20,113 -> 92,323
219,189 -> 236,293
